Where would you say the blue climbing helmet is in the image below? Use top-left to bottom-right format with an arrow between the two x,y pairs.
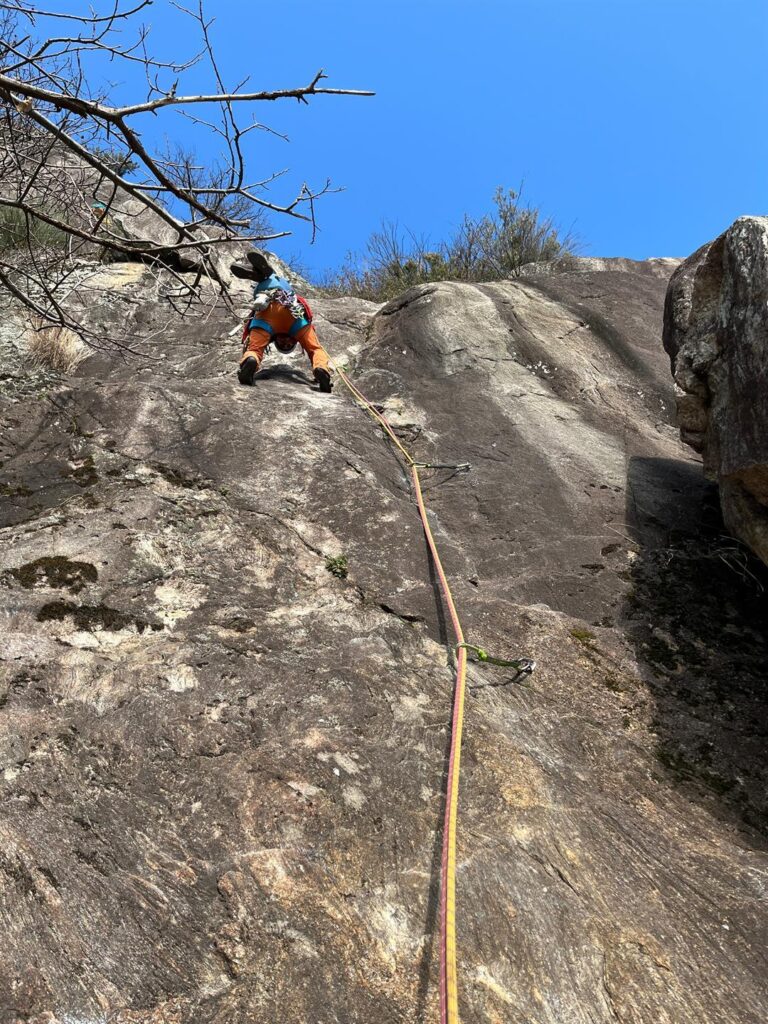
254,274 -> 292,295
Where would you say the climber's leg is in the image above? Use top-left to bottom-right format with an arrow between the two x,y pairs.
238,324 -> 272,385
241,325 -> 272,363
295,324 -> 330,372
295,323 -> 332,392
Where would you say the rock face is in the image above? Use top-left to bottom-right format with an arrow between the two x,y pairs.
663,216 -> 768,565
522,254 -> 681,279
1,260 -> 767,1024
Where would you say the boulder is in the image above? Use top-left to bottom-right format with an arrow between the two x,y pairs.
663,216 -> 768,565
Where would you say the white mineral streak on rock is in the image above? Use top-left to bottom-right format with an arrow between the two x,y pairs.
153,579 -> 208,625
164,665 -> 198,692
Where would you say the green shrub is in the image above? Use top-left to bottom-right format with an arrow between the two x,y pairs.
325,554 -> 349,579
0,206 -> 69,254
320,186 -> 577,302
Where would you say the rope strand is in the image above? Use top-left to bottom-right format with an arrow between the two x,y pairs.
332,361 -> 465,1024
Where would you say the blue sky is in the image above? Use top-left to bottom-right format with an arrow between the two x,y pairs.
54,0 -> 768,274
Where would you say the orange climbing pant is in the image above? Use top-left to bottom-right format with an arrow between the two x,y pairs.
240,300 -> 330,372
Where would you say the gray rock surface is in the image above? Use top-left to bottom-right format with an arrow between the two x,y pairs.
521,255 -> 681,279
663,216 -> 768,565
1,259 -> 766,1023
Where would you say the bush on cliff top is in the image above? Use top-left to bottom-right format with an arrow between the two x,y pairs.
320,186 -> 578,302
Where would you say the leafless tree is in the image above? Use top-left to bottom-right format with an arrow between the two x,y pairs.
0,0 -> 372,345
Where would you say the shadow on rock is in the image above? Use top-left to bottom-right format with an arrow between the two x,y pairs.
624,456 -> 768,845
253,364 -> 315,388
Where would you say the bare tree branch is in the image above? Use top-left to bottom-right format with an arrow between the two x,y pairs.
0,1 -> 153,24
0,0 -> 373,349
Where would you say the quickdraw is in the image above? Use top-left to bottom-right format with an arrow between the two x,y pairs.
456,643 -> 536,673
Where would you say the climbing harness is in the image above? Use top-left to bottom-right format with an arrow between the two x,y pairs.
331,359 -> 533,1024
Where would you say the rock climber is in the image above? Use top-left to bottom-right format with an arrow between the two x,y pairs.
231,251 -> 332,393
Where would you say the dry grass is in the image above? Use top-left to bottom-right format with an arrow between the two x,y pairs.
24,318 -> 87,373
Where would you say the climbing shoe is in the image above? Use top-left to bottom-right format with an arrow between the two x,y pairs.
247,251 -> 276,280
314,367 -> 333,394
238,356 -> 259,386
230,252 -> 275,282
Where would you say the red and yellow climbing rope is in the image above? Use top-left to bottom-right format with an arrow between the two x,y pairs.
332,362 -> 467,1024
